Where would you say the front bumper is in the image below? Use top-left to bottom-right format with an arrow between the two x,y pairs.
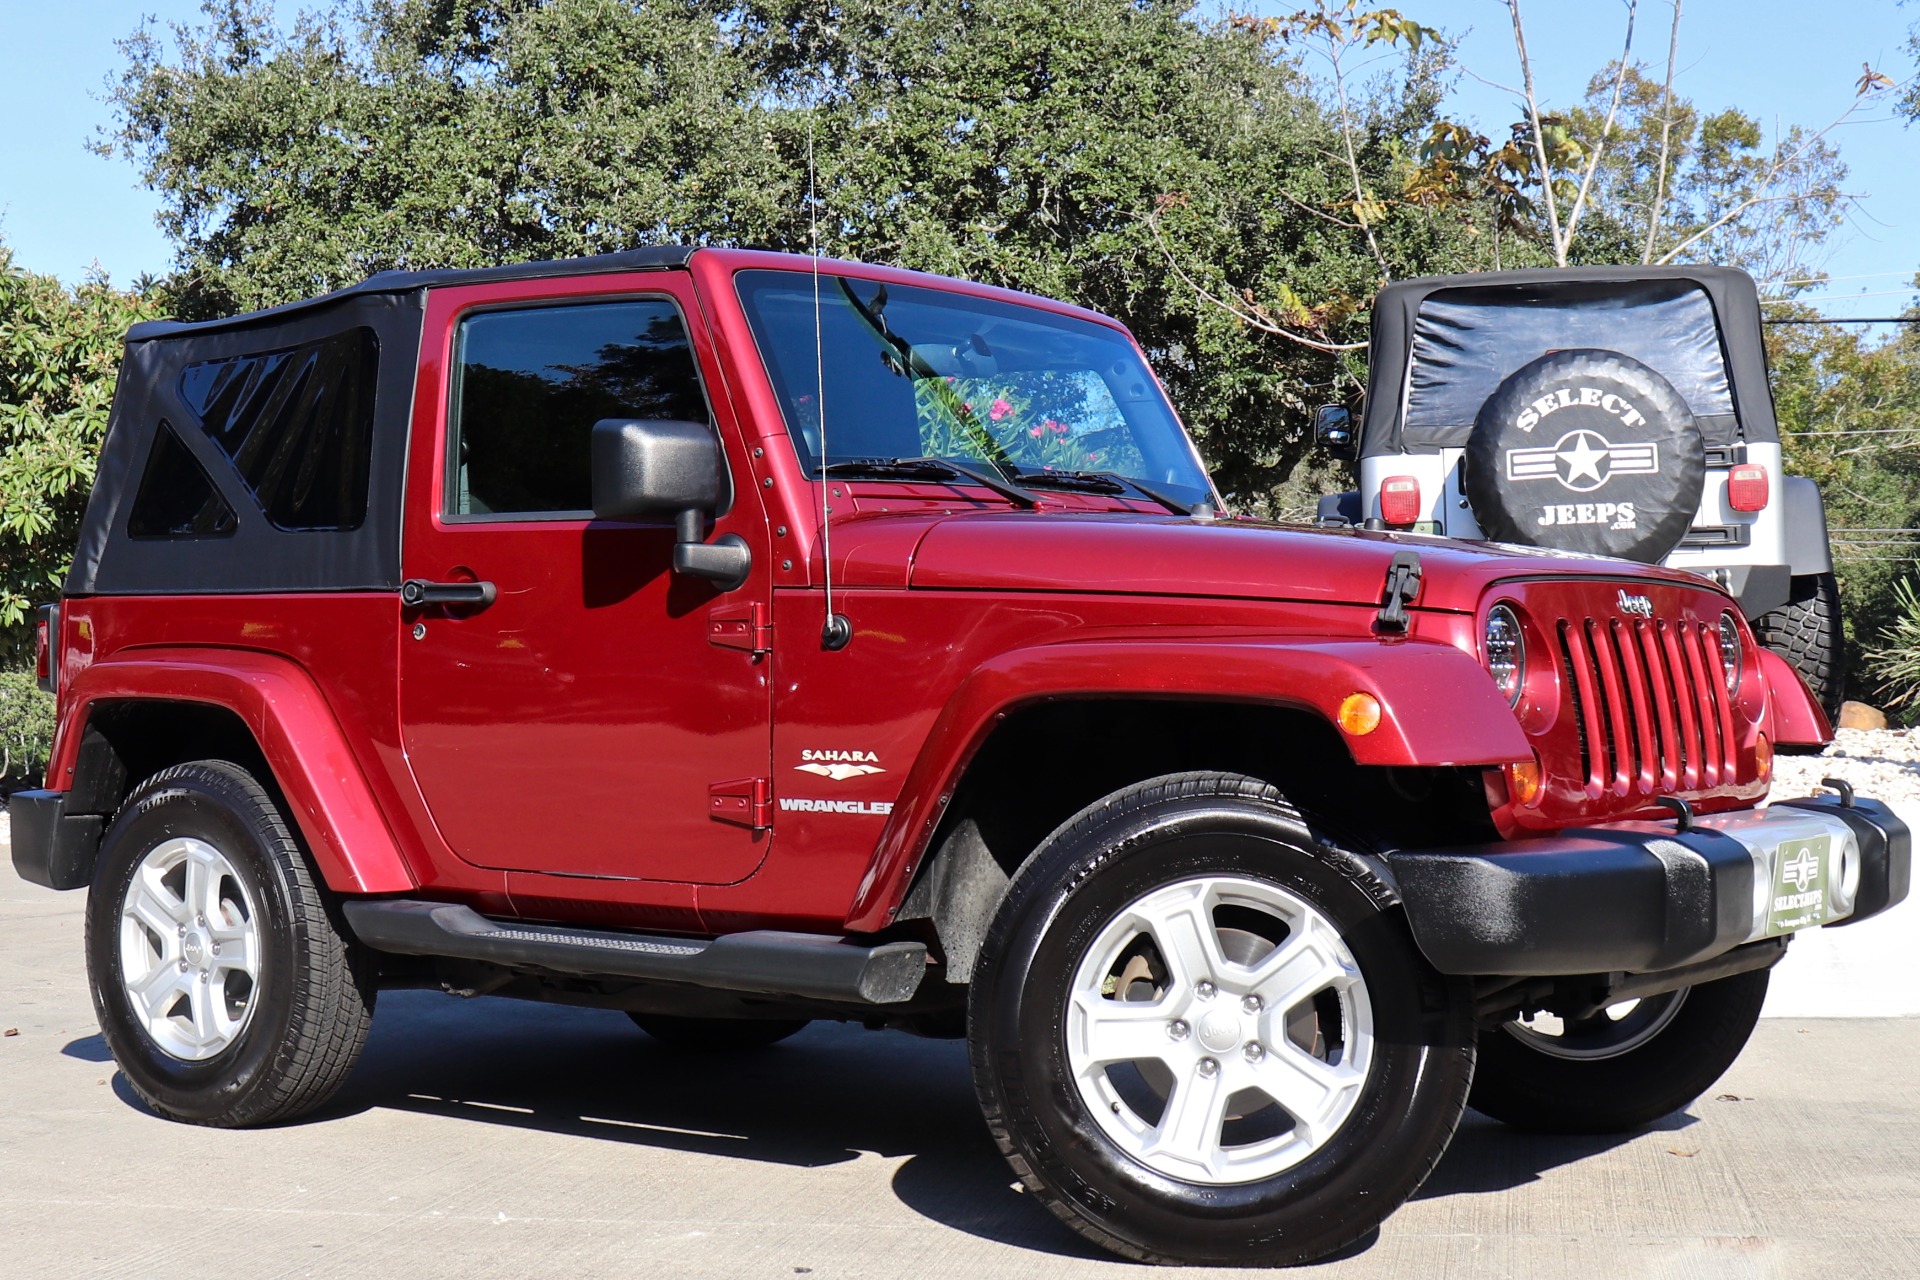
1385,793 -> 1910,976
7,790 -> 104,892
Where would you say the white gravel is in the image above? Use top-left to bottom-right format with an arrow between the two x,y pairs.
1771,728 -> 1920,807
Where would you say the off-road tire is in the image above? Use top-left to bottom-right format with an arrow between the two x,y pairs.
1470,969 -> 1769,1134
85,760 -> 375,1126
1755,572 -> 1844,724
967,771 -> 1475,1266
626,1013 -> 810,1050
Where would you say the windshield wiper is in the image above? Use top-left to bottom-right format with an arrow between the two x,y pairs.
819,456 -> 1039,508
1011,468 -> 1206,516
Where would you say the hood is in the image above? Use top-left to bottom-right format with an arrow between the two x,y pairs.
873,511 -> 1722,613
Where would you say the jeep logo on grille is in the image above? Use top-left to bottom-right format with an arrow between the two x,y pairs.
1617,590 -> 1653,618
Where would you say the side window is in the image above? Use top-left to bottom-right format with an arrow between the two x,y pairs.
448,299 -> 710,518
127,420 -> 239,539
177,327 -> 380,531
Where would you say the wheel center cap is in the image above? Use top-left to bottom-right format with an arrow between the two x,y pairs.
182,932 -> 208,969
1196,1008 -> 1240,1053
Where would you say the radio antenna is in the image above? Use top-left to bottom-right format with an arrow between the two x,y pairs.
811,110 -> 851,650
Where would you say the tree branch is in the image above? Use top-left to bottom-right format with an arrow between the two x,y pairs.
1319,2 -> 1392,282
1642,0 -> 1683,263
1503,0 -> 1566,265
1145,211 -> 1370,354
1560,0 -> 1638,249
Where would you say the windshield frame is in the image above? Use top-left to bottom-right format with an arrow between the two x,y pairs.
729,264 -> 1217,508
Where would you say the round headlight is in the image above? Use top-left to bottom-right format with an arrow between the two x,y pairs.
1717,611 -> 1743,693
1485,604 -> 1526,706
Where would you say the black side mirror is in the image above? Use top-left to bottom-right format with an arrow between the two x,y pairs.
590,418 -> 750,591
1314,404 -> 1356,461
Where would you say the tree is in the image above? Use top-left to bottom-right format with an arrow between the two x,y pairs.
1406,0 -> 1871,285
1765,304 -> 1920,704
98,0 -> 1489,514
0,245 -> 158,659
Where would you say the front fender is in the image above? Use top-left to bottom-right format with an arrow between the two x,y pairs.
1758,646 -> 1832,749
844,636 -> 1530,930
49,649 -> 415,894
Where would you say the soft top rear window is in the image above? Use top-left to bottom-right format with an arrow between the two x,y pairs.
1402,281 -> 1734,449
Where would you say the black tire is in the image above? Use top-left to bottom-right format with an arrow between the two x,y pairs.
1465,348 -> 1704,562
967,772 -> 1475,1266
1470,969 -> 1769,1134
1755,572 -> 1844,724
626,1013 -> 810,1050
84,760 -> 375,1127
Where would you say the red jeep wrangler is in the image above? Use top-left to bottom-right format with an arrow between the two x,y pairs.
12,248 -> 1910,1266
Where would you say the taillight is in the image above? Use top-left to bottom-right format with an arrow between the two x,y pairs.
1727,463 -> 1769,512
1379,475 -> 1422,526
35,603 -> 59,696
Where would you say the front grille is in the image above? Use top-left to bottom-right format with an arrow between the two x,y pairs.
1554,614 -> 1738,796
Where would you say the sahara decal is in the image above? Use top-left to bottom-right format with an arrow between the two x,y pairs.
795,748 -> 886,781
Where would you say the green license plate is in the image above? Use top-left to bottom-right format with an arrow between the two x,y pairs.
1767,835 -> 1831,936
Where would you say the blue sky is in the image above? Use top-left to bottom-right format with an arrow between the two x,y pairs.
2,0 -> 1915,321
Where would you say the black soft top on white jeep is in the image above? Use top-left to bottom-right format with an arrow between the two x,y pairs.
1318,264 -> 1841,715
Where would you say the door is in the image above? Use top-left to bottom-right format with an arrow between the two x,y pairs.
398,275 -> 772,884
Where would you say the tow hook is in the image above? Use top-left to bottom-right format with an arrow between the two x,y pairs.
1375,550 -> 1423,633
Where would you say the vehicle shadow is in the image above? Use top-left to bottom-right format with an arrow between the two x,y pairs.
323,990 -> 1102,1258
97,991 -> 1700,1261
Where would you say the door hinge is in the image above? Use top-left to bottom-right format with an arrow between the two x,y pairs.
1376,549 -> 1423,633
709,777 -> 773,830
709,601 -> 772,657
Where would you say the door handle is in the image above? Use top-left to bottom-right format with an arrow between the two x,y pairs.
401,579 -> 497,609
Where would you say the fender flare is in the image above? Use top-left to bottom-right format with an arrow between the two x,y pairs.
48,649 -> 416,894
1781,476 -> 1833,577
1758,645 -> 1832,748
845,636 -> 1530,930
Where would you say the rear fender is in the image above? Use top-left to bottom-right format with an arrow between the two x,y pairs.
845,636 -> 1529,930
47,648 -> 414,894
1758,646 -> 1832,749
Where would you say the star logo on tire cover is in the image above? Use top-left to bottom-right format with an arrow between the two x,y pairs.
1505,428 -> 1659,494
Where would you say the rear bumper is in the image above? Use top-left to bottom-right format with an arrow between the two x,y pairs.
7,790 -> 103,892
1386,793 -> 1909,976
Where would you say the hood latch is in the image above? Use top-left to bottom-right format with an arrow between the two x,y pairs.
1376,550 -> 1423,633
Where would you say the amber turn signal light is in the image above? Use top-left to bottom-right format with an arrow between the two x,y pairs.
1755,732 -> 1773,780
1505,756 -> 1543,805
1337,692 -> 1382,736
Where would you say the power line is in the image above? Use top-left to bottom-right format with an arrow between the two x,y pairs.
1765,287 -> 1920,303
1765,317 -> 1920,325
1789,427 -> 1920,436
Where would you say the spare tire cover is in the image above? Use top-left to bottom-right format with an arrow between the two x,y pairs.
1464,348 -> 1703,562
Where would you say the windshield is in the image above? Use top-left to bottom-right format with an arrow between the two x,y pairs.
735,269 -> 1212,501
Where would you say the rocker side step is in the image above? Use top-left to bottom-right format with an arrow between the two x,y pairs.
343,900 -> 928,1005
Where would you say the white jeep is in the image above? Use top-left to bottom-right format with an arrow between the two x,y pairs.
1318,265 -> 1840,718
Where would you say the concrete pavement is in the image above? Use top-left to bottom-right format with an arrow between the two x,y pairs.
4,827 -> 1918,1278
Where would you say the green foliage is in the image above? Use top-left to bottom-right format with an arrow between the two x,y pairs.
0,246 -> 159,659
1869,577 -> 1920,715
96,0 -> 1503,513
0,667 -> 55,790
1766,309 -> 1920,702
1406,62 -> 1850,282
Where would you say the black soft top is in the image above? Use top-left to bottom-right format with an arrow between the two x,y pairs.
124,246 -> 695,344
71,247 -> 694,597
1358,264 -> 1777,459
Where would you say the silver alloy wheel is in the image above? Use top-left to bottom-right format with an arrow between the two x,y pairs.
1504,989 -> 1691,1061
1065,875 -> 1373,1185
117,836 -> 263,1061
